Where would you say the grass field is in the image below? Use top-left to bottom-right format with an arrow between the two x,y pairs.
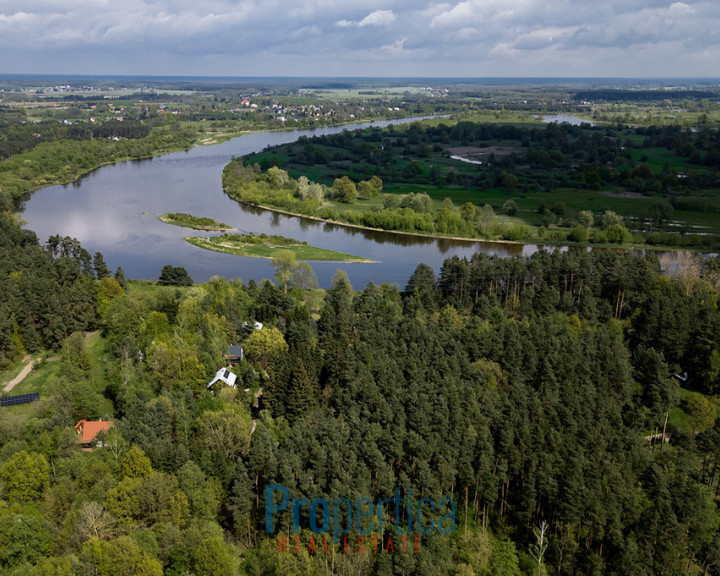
0,332 -> 113,420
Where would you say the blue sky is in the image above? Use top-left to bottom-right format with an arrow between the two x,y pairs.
1,0 -> 718,77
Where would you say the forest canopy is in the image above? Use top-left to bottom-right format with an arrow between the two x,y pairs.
3,201 -> 720,575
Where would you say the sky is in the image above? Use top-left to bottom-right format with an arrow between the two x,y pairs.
1,0 -> 719,78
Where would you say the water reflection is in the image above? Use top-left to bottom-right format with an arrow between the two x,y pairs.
23,116 -> 539,288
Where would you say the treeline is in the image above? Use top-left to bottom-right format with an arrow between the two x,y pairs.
638,124 -> 720,169
0,213 -> 103,369
249,119 -> 720,195
3,246 -> 720,574
223,161 -> 482,237
0,107 -> 154,160
0,125 -> 196,209
574,89 -> 719,103
225,161 -> 662,245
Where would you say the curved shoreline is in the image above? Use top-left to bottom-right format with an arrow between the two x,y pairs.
226,195 -> 535,247
13,114 -> 439,210
226,198 -> 717,254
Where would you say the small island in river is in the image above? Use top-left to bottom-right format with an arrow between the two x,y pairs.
185,233 -> 375,262
159,212 -> 236,231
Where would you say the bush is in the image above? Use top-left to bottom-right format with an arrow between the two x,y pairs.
605,223 -> 632,244
502,199 -> 518,216
567,225 -> 589,243
501,223 -> 529,241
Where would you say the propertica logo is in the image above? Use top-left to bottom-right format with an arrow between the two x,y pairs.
265,485 -> 456,554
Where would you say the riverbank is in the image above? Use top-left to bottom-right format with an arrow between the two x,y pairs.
227,197 -> 719,254
185,233 -> 374,262
4,127 -> 198,208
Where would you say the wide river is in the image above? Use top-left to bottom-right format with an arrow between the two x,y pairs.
23,118 -> 544,288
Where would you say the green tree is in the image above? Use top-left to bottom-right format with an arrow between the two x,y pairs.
503,172 -> 519,193
333,176 -> 357,203
158,265 -> 193,286
601,210 -> 624,229
93,251 -> 110,279
59,330 -> 93,378
461,202 -> 478,222
82,536 -> 163,576
114,265 -> 126,288
0,514 -> 54,568
551,201 -> 566,216
244,327 -> 288,370
479,203 -> 495,228
1,450 -> 50,502
605,223 -> 632,244
199,407 -> 252,461
194,536 -> 239,576
490,539 -> 522,576
331,269 -> 353,292
357,180 -> 374,199
105,477 -> 142,520
178,461 -> 220,520
687,395 -> 717,434
567,225 -> 589,243
703,349 -> 720,394
120,445 -> 153,479
29,556 -> 74,576
290,261 -> 319,290
578,210 -> 594,228
97,276 -> 124,316
502,199 -> 518,215
270,249 -> 296,294
266,166 -> 290,188
541,209 -> 556,227
369,175 -> 383,195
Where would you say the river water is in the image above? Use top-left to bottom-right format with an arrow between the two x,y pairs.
537,114 -> 594,126
22,118 -> 542,288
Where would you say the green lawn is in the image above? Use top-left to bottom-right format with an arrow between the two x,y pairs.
0,353 -> 43,386
1,332 -> 114,419
629,147 -> 691,173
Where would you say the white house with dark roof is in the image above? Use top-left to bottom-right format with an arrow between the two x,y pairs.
207,367 -> 237,389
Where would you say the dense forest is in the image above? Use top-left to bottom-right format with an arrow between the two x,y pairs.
3,200 -> 720,574
246,121 -> 720,193
0,211 -> 103,369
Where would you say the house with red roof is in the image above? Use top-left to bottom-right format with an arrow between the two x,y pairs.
75,419 -> 113,451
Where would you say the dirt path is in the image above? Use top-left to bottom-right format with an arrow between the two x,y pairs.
249,388 -> 263,436
2,359 -> 38,393
2,331 -> 95,395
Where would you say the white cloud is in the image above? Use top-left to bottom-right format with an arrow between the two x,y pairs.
430,1 -> 473,27
666,2 -> 695,16
0,0 -> 718,77
358,9 -> 396,27
335,9 -> 396,28
382,37 -> 407,54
